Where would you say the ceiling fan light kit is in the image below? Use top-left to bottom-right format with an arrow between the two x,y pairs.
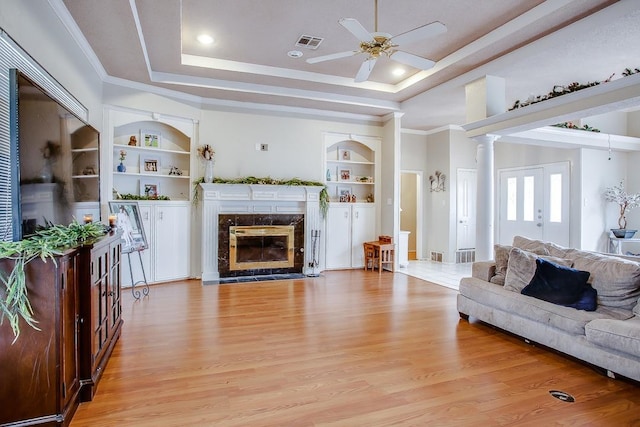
305,0 -> 447,82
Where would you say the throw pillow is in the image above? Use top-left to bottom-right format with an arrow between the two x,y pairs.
504,247 -> 573,293
522,257 -> 592,307
564,285 -> 598,311
512,235 -> 568,258
489,244 -> 511,285
567,249 -> 640,311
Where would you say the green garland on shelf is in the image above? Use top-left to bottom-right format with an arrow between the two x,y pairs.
551,122 -> 600,132
116,193 -> 170,201
192,176 -> 329,217
509,67 -> 639,111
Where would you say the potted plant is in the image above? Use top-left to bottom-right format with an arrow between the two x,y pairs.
0,221 -> 107,341
604,181 -> 640,238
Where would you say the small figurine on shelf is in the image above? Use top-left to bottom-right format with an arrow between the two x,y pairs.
128,135 -> 137,146
117,149 -> 127,172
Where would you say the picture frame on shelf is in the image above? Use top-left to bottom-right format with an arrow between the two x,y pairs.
140,178 -> 160,198
338,186 -> 352,202
140,156 -> 160,174
339,168 -> 351,181
141,130 -> 160,148
339,148 -> 351,161
108,201 -> 148,254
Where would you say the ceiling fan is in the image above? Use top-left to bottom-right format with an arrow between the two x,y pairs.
306,0 -> 447,82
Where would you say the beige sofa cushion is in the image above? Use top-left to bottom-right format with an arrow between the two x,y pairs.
460,277 -> 631,335
585,317 -> 640,358
513,235 -> 568,258
504,247 -> 573,293
489,244 -> 511,285
567,249 -> 640,311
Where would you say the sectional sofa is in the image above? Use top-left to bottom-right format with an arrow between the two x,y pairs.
457,236 -> 640,382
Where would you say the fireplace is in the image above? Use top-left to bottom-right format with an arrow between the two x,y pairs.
199,183 -> 323,282
217,213 -> 305,279
230,225 -> 294,270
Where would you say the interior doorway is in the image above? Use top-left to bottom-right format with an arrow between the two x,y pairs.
401,171 -> 423,260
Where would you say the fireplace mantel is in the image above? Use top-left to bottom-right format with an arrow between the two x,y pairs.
199,183 -> 323,281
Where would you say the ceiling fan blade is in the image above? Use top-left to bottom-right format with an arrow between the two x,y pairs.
306,50 -> 359,64
391,50 -> 435,70
354,57 -> 377,83
391,21 -> 447,45
339,18 -> 374,42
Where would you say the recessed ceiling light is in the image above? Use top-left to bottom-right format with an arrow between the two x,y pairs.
288,50 -> 303,58
197,34 -> 214,45
393,68 -> 406,77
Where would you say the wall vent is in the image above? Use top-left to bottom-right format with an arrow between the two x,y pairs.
456,249 -> 475,264
430,251 -> 443,263
295,35 -> 324,50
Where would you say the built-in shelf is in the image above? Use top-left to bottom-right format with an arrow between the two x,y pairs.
108,113 -> 194,201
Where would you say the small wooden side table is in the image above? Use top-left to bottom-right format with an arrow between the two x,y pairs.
363,241 -> 395,273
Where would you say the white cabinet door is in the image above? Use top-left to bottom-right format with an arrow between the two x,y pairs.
351,204 -> 376,268
121,201 -> 190,286
325,205 -> 352,269
154,204 -> 190,282
325,203 -> 376,269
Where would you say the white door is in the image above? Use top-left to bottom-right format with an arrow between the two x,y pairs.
457,169 -> 476,250
155,204 -> 190,282
498,162 -> 570,247
351,204 -> 376,268
325,205 -> 352,269
499,168 -> 544,245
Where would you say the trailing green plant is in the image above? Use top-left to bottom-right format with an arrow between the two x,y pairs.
0,221 -> 107,342
192,176 -> 329,217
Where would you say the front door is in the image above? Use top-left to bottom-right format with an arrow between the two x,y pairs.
498,162 -> 570,247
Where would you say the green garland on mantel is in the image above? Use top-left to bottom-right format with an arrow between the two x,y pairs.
193,176 -> 329,216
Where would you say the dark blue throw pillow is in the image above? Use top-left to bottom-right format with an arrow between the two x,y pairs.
522,258 -> 593,308
563,285 -> 597,311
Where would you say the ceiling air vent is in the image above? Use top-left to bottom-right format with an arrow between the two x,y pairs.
295,35 -> 324,50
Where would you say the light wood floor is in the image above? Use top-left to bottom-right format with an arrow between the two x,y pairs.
71,271 -> 639,426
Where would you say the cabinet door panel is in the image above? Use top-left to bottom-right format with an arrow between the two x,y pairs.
351,205 -> 376,268
154,205 -> 190,282
325,206 -> 352,269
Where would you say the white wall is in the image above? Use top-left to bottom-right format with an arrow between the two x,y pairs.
426,130 -> 451,261
628,111 -> 640,137
401,132 -> 428,257
0,0 -> 103,129
580,148 -> 628,252
582,111 -> 628,135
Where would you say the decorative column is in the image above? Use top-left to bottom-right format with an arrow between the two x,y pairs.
473,134 -> 499,261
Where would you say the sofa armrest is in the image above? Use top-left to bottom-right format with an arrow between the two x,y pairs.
472,261 -> 496,282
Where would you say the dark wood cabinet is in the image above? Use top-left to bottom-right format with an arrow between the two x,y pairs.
0,250 -> 80,426
78,232 -> 123,401
0,232 -> 122,426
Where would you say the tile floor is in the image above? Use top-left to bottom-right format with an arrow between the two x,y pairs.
396,260 -> 472,290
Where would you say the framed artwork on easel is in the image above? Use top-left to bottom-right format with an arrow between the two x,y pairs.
109,201 -> 148,253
